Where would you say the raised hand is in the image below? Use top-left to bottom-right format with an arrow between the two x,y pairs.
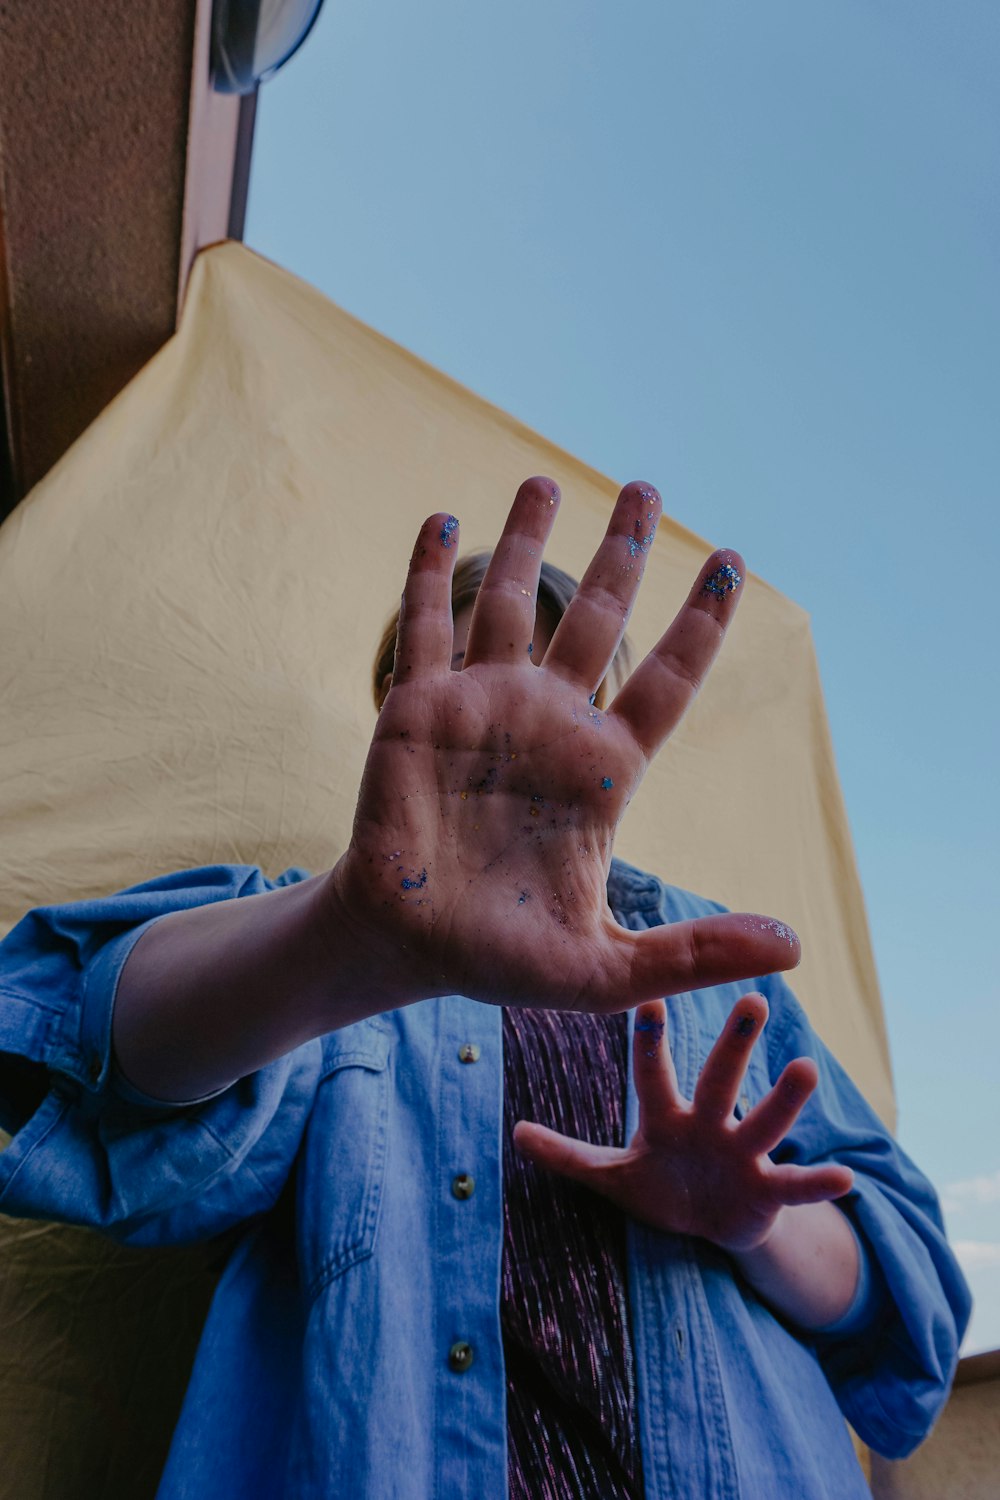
328,476 -> 802,1014
512,992 -> 854,1254
113,475 -> 809,1103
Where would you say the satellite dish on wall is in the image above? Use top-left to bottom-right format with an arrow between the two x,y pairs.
211,0 -> 327,94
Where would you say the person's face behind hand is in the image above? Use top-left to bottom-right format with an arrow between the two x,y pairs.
379,600 -> 561,703
451,602 -> 559,672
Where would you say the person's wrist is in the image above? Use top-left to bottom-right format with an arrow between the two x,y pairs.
726,1206 -> 788,1263
318,854 -> 439,1017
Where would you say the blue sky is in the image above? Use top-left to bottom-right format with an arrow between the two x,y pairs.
245,0 -> 1000,1351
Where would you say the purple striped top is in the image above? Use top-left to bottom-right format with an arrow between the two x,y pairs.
501,1006 -> 643,1500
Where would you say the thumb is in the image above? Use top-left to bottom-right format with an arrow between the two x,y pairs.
512,1119 -> 623,1187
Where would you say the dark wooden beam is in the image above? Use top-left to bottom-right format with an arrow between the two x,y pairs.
0,0 -> 255,519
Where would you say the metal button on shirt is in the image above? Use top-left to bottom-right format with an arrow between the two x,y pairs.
451,1173 -> 475,1200
457,1043 -> 480,1064
448,1341 -> 475,1373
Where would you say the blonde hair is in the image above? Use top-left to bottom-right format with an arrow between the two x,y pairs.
372,551 -> 633,710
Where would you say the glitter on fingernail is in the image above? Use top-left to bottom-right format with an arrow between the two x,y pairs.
702,563 -> 742,599
601,777 -> 614,790
753,917 -> 797,946
440,516 -> 459,548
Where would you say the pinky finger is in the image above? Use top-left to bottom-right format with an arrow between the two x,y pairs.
768,1161 -> 855,1207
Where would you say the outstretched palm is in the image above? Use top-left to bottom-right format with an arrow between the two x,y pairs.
330,477 -> 798,1013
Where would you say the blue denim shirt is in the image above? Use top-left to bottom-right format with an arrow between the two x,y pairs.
0,860 -> 970,1498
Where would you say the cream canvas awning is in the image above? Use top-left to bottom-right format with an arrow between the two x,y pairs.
0,240 -> 892,1119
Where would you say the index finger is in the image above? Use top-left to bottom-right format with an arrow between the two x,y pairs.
632,999 -> 685,1127
609,548 -> 745,757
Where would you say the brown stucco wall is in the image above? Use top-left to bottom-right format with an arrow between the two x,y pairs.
871,1352 -> 1000,1500
0,2 -> 198,501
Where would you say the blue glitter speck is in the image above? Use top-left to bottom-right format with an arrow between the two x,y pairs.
702,563 -> 742,599
401,869 -> 428,890
601,777 -> 614,790
440,516 -> 459,548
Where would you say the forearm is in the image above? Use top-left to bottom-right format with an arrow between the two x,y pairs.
112,866 -> 423,1103
730,1200 -> 861,1332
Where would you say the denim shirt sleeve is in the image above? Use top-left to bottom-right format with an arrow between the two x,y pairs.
0,866 -> 322,1248
758,970 -> 972,1458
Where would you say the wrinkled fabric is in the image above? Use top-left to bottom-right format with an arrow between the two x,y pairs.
0,241 -> 896,1130
0,858 -> 971,1498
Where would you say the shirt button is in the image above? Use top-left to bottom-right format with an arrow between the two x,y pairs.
457,1043 -> 480,1064
451,1173 -> 476,1200
448,1341 -> 475,1373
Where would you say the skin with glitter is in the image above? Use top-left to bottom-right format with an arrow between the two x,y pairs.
601,776 -> 614,790
626,518 -> 657,559
755,918 -> 797,947
634,1012 -> 666,1058
439,515 -> 459,548
702,563 -> 743,599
